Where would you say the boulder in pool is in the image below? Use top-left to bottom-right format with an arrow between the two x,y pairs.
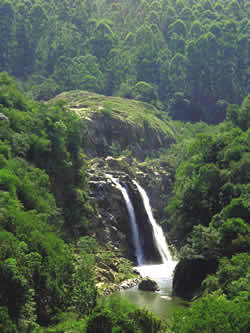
138,277 -> 159,292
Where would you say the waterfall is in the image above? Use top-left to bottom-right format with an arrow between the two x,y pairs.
133,180 -> 173,264
107,175 -> 144,265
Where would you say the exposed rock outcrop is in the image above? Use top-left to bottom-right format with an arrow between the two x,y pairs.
51,91 -> 176,264
88,164 -> 163,263
172,259 -> 218,300
138,277 -> 160,292
98,278 -> 142,296
95,251 -> 142,295
87,155 -> 173,262
52,90 -> 176,161
0,112 -> 8,121
87,159 -> 174,264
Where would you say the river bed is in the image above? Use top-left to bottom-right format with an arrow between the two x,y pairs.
116,263 -> 187,318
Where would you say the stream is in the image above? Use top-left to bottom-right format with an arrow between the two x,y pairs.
117,263 -> 186,318
108,177 -> 186,318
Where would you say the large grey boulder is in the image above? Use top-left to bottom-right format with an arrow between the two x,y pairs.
0,113 -> 8,121
138,277 -> 159,292
173,259 -> 218,300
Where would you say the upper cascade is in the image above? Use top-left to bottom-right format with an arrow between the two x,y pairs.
133,180 -> 173,264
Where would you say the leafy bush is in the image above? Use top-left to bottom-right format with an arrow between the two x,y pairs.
0,307 -> 17,333
169,295 -> 250,333
0,73 -> 95,329
72,252 -> 97,316
133,81 -> 158,104
86,296 -> 163,333
77,236 -> 99,254
203,253 -> 250,299
166,105 -> 250,248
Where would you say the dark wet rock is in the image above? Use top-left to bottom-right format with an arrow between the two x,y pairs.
133,268 -> 141,275
85,154 -> 175,264
126,181 -> 162,263
138,277 -> 160,291
173,258 -> 218,300
88,164 -> 164,264
89,172 -> 136,261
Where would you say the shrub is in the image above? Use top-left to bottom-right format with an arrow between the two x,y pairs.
169,294 -> 250,333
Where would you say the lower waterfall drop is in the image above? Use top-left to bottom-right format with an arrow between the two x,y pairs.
108,176 -> 179,317
132,180 -> 177,299
133,180 -> 173,263
107,175 -> 144,266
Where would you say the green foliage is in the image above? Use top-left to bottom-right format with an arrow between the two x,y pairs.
169,294 -> 250,333
118,261 -> 134,279
165,98 -> 249,331
0,73 -> 27,110
227,96 -> 250,131
45,312 -> 87,333
86,295 -> 163,333
180,224 -> 221,260
0,307 -> 17,333
0,1 -> 248,329
77,236 -> 99,254
166,105 -> 249,247
169,19 -> 187,37
0,0 -> 247,124
203,253 -> 250,299
72,252 -> 97,316
133,81 -> 158,104
0,73 -> 95,329
219,218 -> 249,254
1,73 -> 93,236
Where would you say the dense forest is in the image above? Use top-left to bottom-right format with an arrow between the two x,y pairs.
165,96 -> 250,331
1,0 -> 249,122
0,0 -> 249,332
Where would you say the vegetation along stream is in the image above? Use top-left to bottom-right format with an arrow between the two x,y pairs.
111,177 -> 184,317
117,263 -> 186,318
0,0 -> 249,331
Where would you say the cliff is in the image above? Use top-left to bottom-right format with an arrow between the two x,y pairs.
51,91 -> 176,262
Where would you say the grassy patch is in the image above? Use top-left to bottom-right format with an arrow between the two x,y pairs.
51,91 -> 176,139
43,312 -> 87,333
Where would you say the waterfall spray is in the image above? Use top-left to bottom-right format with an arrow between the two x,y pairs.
107,175 -> 144,265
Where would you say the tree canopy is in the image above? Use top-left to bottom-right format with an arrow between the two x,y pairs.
0,0 -> 248,123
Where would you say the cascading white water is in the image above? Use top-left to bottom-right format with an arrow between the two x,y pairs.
133,180 -> 173,264
110,177 -> 178,316
107,175 -> 144,265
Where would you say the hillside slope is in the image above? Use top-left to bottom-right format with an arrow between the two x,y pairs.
52,90 -> 176,159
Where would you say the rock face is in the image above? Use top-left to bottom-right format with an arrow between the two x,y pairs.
52,90 -> 176,161
88,163 -> 162,263
98,278 -> 142,296
95,251 -> 142,296
86,157 -> 173,265
173,259 -> 218,300
87,155 -> 173,264
52,91 -> 176,264
82,112 -> 172,161
0,113 -> 8,121
126,180 -> 162,263
138,277 -> 160,291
